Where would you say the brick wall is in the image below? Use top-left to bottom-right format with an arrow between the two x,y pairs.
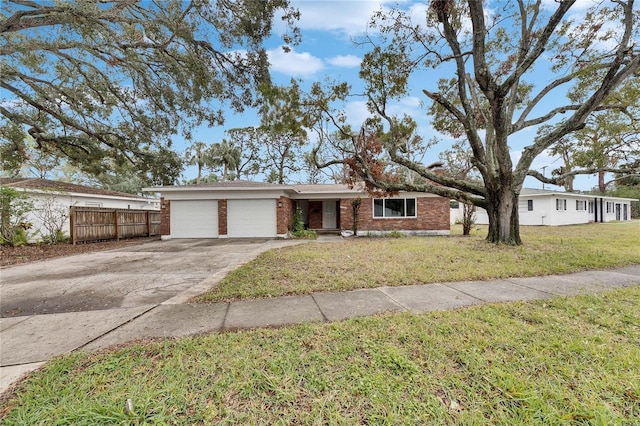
308,201 -> 323,229
341,196 -> 450,232
218,199 -> 227,236
160,197 -> 170,235
339,198 -> 355,231
277,196 -> 295,234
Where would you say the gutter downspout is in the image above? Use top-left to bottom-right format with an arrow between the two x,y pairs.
599,197 -> 604,223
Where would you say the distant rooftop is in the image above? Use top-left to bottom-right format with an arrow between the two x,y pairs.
0,178 -> 151,200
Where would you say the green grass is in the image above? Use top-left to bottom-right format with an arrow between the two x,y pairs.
196,222 -> 640,302
2,288 -> 639,424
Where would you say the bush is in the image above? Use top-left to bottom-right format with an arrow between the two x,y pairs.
1,187 -> 33,246
12,227 -> 29,246
365,230 -> 406,238
290,229 -> 317,240
290,207 -> 317,239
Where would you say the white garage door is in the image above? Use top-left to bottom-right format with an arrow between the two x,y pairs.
227,199 -> 277,238
170,200 -> 218,238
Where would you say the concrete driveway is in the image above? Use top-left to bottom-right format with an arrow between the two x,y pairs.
0,238 -> 302,387
1,238 -> 291,317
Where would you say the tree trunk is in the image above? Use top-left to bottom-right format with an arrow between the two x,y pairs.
598,170 -> 606,193
462,203 -> 476,236
485,189 -> 521,245
565,174 -> 574,192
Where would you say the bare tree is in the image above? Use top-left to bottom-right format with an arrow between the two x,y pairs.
305,0 -> 639,244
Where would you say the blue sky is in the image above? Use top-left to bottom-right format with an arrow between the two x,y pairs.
184,0 -> 607,191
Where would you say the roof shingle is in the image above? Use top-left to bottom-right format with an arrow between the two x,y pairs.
0,178 -> 148,199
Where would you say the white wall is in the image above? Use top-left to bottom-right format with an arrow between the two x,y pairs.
451,195 -> 633,226
22,191 -> 158,242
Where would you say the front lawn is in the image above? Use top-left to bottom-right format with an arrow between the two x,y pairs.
1,288 -> 639,424
196,222 -> 640,302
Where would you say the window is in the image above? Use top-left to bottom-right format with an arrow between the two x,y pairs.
527,200 -> 533,211
576,200 -> 586,211
373,198 -> 416,218
606,202 -> 614,213
85,202 -> 103,207
588,202 -> 594,214
556,199 -> 567,211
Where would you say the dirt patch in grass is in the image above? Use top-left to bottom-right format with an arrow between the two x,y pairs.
0,237 -> 161,267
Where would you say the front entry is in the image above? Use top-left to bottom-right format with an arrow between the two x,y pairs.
322,201 -> 337,229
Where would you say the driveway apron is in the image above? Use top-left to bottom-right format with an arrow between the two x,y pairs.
0,238 -> 300,389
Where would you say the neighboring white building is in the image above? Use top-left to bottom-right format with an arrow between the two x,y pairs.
1,178 -> 158,241
451,188 -> 637,226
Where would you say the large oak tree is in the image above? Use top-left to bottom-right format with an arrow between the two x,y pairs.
307,0 -> 639,244
1,0 -> 297,185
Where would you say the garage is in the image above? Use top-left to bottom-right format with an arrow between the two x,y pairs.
227,199 -> 277,237
170,200 -> 218,238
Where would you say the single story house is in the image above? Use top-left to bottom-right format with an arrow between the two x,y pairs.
144,181 -> 451,239
1,178 -> 159,241
450,188 -> 637,226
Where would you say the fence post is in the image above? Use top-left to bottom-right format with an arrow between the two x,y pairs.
146,211 -> 150,237
114,210 -> 120,241
70,206 -> 76,245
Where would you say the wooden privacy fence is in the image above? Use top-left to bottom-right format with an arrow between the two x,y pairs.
70,207 -> 161,245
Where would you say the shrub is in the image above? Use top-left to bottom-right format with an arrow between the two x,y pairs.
0,187 -> 33,246
388,230 -> 405,238
12,227 -> 29,246
290,207 -> 317,239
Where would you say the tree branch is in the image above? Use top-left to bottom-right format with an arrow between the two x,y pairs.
527,167 -> 640,185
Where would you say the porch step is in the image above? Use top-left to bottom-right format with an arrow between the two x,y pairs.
313,229 -> 341,235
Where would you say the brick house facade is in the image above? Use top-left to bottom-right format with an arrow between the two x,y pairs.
339,197 -> 450,234
151,182 -> 450,239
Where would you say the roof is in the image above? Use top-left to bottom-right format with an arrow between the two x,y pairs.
521,188 -> 637,201
145,180 -> 443,199
168,180 -> 284,189
145,181 -> 365,197
0,178 -> 152,200
291,183 -> 362,193
146,181 -> 365,193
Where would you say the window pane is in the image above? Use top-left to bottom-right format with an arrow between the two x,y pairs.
385,199 -> 404,217
374,199 -> 384,217
406,199 -> 416,216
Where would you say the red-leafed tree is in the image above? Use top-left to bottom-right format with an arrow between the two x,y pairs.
305,0 -> 639,244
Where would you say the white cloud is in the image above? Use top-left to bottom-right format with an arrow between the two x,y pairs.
342,95 -> 426,129
385,96 -> 425,119
292,1 -> 386,35
267,47 -> 324,77
408,2 -> 429,25
344,100 -> 371,127
326,54 -> 361,68
540,0 -> 598,12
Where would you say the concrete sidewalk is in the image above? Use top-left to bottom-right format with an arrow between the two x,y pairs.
2,265 -> 639,393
